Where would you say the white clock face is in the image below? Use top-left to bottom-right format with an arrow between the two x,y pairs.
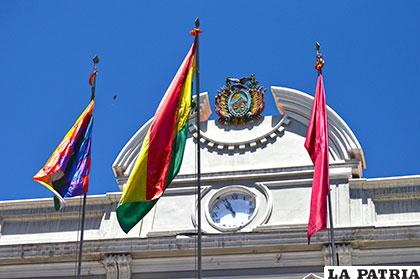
209,192 -> 256,230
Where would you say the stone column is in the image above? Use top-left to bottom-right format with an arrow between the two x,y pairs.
102,254 -> 132,279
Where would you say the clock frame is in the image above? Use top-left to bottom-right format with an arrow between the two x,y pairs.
205,186 -> 258,232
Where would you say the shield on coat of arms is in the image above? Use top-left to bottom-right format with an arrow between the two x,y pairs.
228,90 -> 251,117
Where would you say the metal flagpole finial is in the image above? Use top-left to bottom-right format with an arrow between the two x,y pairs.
92,55 -> 100,65
190,18 -> 202,36
89,55 -> 100,100
315,42 -> 321,54
92,55 -> 100,72
314,42 -> 324,72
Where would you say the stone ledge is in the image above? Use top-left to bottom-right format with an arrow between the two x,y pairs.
1,226 -> 420,265
350,175 -> 420,189
116,162 -> 358,187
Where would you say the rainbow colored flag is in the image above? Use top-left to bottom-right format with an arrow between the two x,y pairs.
33,101 -> 94,209
117,38 -> 197,233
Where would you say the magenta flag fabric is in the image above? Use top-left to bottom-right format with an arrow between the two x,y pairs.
304,73 -> 330,243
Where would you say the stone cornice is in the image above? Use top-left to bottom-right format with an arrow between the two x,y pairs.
1,226 -> 420,265
4,172 -> 420,214
350,175 -> 420,189
115,162 -> 358,187
0,192 -> 119,211
0,163 -> 356,212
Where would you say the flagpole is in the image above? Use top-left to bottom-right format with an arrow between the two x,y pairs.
76,55 -> 99,279
315,42 -> 338,266
192,18 -> 203,279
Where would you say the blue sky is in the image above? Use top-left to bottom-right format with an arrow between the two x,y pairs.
1,1 -> 419,201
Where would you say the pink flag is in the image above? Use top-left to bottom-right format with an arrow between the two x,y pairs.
304,73 -> 330,243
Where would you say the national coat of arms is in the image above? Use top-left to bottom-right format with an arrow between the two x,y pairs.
215,74 -> 266,125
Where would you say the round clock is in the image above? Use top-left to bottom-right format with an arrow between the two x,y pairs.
208,188 -> 257,231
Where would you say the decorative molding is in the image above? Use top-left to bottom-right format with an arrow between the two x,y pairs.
2,226 -> 420,264
253,224 -> 307,232
351,246 -> 420,265
257,173 -> 351,191
102,254 -> 132,279
337,244 -> 352,266
190,186 -> 212,229
189,116 -> 290,154
373,192 -> 420,202
255,182 -> 273,225
114,162 -> 358,187
130,252 -> 324,274
164,186 -> 199,196
102,255 -> 118,279
0,192 -> 120,211
350,175 -> 420,190
0,261 -> 105,278
116,254 -> 132,279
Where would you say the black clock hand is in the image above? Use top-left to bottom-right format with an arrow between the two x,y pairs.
223,200 -> 236,217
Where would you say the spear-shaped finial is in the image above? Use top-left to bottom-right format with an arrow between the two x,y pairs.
314,42 -> 324,73
93,55 -> 99,67
89,55 -> 100,100
190,17 -> 202,36
315,42 -> 321,54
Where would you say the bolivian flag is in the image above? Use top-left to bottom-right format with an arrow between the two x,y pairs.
117,38 -> 197,233
33,101 -> 94,209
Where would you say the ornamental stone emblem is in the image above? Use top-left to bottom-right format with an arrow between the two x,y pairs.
215,74 -> 266,125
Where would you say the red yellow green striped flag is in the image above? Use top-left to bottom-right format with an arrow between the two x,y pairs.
117,38 -> 198,233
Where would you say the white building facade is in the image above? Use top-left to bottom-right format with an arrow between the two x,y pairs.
1,87 -> 419,278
